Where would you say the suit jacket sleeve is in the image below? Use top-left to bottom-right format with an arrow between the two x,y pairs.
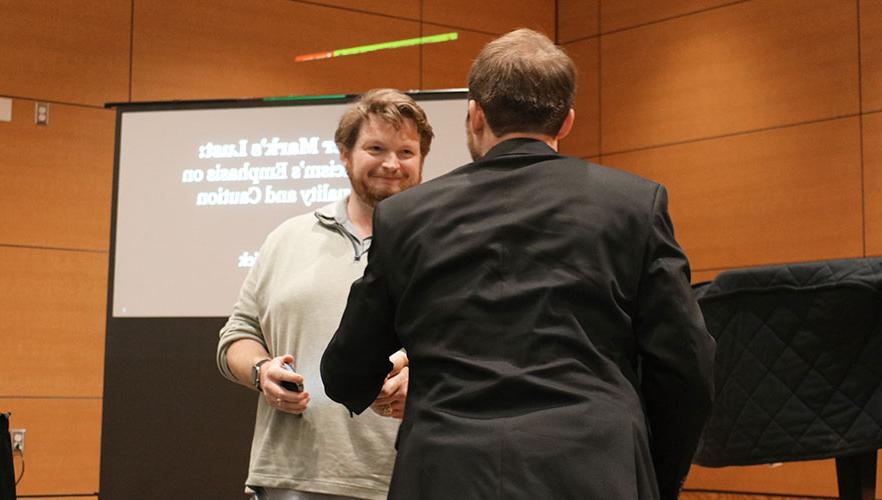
634,185 -> 715,499
321,204 -> 400,414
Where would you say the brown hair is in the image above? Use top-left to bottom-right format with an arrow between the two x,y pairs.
334,88 -> 434,159
467,28 -> 576,137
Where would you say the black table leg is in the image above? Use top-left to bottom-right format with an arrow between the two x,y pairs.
836,450 -> 877,500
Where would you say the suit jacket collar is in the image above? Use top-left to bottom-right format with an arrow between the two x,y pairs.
480,138 -> 559,163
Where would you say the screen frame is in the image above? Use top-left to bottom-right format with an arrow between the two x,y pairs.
105,88 -> 468,320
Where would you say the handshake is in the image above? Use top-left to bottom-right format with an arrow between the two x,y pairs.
263,351 -> 408,420
369,350 -> 409,420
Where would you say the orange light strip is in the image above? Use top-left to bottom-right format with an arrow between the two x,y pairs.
294,51 -> 334,63
295,33 -> 458,63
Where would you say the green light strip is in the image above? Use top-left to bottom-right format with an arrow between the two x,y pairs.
332,32 -> 458,58
263,94 -> 347,102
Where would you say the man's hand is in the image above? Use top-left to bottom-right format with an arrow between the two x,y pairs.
261,355 -> 310,415
370,351 -> 409,419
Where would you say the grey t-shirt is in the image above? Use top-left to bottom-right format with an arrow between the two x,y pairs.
218,198 -> 398,499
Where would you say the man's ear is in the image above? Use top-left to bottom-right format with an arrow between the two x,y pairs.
468,100 -> 486,137
339,150 -> 351,171
555,108 -> 575,141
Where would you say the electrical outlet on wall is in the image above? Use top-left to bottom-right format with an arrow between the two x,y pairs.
10,428 -> 25,453
34,101 -> 48,125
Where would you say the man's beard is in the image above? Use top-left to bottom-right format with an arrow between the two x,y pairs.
348,167 -> 421,207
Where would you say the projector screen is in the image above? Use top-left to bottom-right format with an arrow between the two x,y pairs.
110,91 -> 470,318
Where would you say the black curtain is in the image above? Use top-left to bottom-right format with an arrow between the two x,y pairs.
0,412 -> 15,500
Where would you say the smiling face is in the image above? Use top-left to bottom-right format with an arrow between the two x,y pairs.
342,115 -> 423,207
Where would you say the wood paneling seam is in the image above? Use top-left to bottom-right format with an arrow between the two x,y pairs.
597,10 -> 602,164
560,33 -> 601,47
682,488 -> 838,499
554,0 -> 559,44
600,113 -> 863,158
419,0 -> 424,89
291,0 -> 421,24
128,0 -> 135,102
419,21 -> 508,37
558,0 -> 750,46
0,244 -> 108,254
0,95 -> 105,111
858,0 -> 866,257
598,0 -> 750,38
0,396 -> 102,400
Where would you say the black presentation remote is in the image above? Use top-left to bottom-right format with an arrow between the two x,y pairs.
280,363 -> 304,392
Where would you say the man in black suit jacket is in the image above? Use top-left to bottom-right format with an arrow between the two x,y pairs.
322,28 -> 715,500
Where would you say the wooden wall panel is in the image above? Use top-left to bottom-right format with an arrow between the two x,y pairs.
602,118 -> 863,271
600,0 -> 743,33
682,492 -> 843,500
0,398 -> 101,496
686,461 -> 836,498
37,498 -> 97,500
0,247 -> 107,397
685,443 -> 882,498
691,268 -> 720,284
131,0 -> 421,101
865,112 -> 882,256
422,0 -> 555,36
557,0 -> 599,43
560,38 -> 600,158
0,0 -> 129,107
601,0 -> 859,154
862,0 -> 882,112
0,99 -> 114,250
311,0 -> 420,20
682,494 -> 836,500
421,26 -> 493,90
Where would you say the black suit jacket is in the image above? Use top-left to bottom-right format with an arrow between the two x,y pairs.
322,139 -> 715,500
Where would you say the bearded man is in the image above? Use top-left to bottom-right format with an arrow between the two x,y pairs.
218,89 -> 433,500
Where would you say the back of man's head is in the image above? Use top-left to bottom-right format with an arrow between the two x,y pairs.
468,28 -> 576,138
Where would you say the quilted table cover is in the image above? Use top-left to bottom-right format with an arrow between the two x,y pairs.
692,257 -> 882,466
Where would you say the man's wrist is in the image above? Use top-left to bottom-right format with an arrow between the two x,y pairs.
251,358 -> 271,392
